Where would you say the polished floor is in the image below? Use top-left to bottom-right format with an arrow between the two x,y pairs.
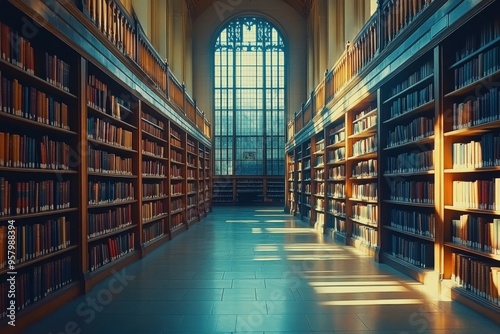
27,206 -> 500,333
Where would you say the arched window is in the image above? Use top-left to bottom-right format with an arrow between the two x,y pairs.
214,17 -> 286,177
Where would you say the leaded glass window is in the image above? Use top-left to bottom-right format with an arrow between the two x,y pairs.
214,17 -> 286,176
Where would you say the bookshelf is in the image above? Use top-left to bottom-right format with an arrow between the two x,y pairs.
312,132 -> 326,229
140,101 -> 169,254
83,61 -> 141,289
286,152 -> 296,214
0,3 -> 81,325
0,0 -> 212,331
169,124 -> 186,235
324,117 -> 346,242
440,3 -> 500,317
345,98 -> 379,258
379,50 -> 439,283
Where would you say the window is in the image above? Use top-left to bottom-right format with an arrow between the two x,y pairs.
214,17 -> 285,176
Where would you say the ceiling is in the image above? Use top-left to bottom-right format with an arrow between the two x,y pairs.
185,0 -> 313,19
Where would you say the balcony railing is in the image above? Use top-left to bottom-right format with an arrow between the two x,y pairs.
75,0 -> 211,139
289,0 -> 438,139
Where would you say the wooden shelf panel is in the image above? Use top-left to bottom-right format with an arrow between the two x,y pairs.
383,225 -> 435,242
87,104 -> 137,131
88,224 -> 137,243
444,242 -> 500,261
383,136 -> 434,151
0,111 -> 77,135
382,100 -> 435,125
382,74 -> 434,105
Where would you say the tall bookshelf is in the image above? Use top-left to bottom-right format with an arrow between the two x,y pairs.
168,124 -> 186,236
286,152 -> 297,214
345,97 -> 379,258
379,50 -> 439,284
324,116 -> 347,241
84,62 -> 140,289
0,0 -> 212,330
0,5 -> 81,322
312,132 -> 326,229
440,2 -> 500,318
140,101 -> 169,255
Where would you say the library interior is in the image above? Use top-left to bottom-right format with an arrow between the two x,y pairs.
1,0 -> 500,333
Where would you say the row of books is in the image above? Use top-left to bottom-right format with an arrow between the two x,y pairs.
314,168 -> 325,182
352,159 -> 377,178
187,155 -> 197,166
314,182 -> 324,196
389,60 -> 433,96
142,220 -> 164,244
0,179 -> 71,216
187,169 -> 196,179
0,133 -> 71,170
352,223 -> 378,247
388,83 -> 433,119
353,113 -> 377,135
88,146 -> 132,174
141,119 -> 163,139
87,116 -> 133,149
352,135 -> 377,156
171,213 -> 184,228
171,165 -> 183,178
315,139 -> 325,153
187,182 -> 197,193
450,252 -> 500,305
326,216 -> 346,235
187,195 -> 197,206
170,182 -> 183,196
327,183 -> 345,198
389,209 -> 435,238
455,16 -> 500,61
385,150 -> 434,174
303,183 -> 311,194
315,198 -> 325,211
451,214 -> 500,254
170,198 -> 184,213
351,182 -> 377,202
328,199 -> 346,217
0,75 -> 70,129
170,149 -> 184,164
315,212 -> 325,224
451,87 -> 500,130
142,160 -> 165,177
452,179 -> 500,210
142,138 -> 164,158
386,116 -> 434,147
314,155 -> 324,167
45,52 -> 71,92
0,217 -> 71,268
0,21 -> 35,74
88,205 -> 132,238
143,183 -> 165,199
328,165 -> 345,179
391,235 -> 433,268
453,46 -> 499,90
389,180 -> 435,204
170,136 -> 182,148
89,233 -> 135,271
328,126 -> 345,145
351,203 -> 378,225
87,181 -> 134,205
87,74 -> 108,112
452,133 -> 500,168
0,256 -> 73,319
142,201 -> 166,222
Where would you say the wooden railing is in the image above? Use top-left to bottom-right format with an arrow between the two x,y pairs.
74,0 -> 211,139
381,0 -> 434,47
289,0 -> 438,139
136,20 -> 168,93
79,0 -> 136,59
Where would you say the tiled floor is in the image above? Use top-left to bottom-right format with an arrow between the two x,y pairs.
26,207 -> 500,333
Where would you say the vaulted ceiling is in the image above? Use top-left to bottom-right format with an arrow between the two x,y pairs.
185,0 -> 313,19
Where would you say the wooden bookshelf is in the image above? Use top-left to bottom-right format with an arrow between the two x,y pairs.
140,101 -> 169,254
324,119 -> 347,241
379,50 -> 438,279
440,1 -> 500,316
0,1 -> 212,331
345,98 -> 379,258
